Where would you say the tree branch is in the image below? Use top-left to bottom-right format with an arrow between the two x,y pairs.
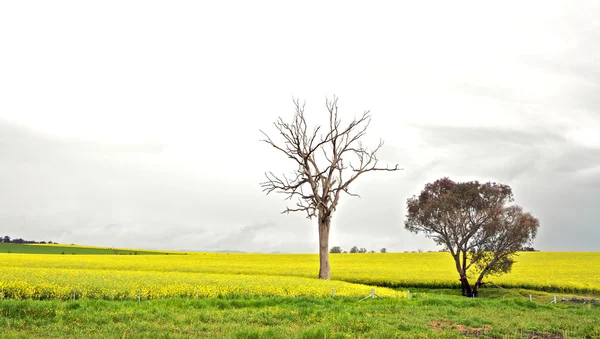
261,96 -> 401,218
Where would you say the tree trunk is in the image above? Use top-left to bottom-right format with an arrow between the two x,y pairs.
318,216 -> 331,280
460,275 -> 472,297
472,280 -> 482,298
452,252 -> 473,297
472,271 -> 488,298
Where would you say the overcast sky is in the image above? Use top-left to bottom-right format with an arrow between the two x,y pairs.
1,1 -> 599,253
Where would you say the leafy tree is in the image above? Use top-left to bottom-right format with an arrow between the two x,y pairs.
405,178 -> 540,297
3,236 -> 10,243
329,246 -> 342,253
359,248 -> 367,253
261,97 -> 400,279
380,248 -> 387,253
349,246 -> 359,253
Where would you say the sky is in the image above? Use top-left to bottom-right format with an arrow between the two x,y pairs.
1,1 -> 599,253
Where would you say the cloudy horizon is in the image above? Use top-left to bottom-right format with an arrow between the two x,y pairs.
1,1 -> 599,253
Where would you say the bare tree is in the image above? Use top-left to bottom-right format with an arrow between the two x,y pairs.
405,178 -> 540,297
261,97 -> 400,279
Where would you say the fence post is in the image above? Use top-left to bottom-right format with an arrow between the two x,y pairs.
553,295 -> 557,304
72,289 -> 76,301
138,289 -> 141,303
408,290 -> 411,299
331,288 -> 335,298
529,294 -> 532,302
371,288 -> 375,299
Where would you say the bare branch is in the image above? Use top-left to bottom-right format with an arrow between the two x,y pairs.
260,97 -> 401,219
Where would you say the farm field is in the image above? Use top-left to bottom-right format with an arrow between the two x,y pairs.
1,249 -> 600,337
0,243 -> 170,255
1,251 -> 599,300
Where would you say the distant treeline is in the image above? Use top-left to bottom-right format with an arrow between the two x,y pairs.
1,236 -> 56,244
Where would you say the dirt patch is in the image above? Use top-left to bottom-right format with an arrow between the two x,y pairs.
427,321 -> 566,338
427,321 -> 454,332
561,297 -> 599,304
456,324 -> 493,337
522,331 -> 564,339
427,320 -> 493,337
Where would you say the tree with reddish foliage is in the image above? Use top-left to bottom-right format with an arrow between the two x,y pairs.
404,178 -> 540,297
261,97 -> 401,279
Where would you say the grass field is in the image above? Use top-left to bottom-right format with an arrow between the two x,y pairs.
1,293 -> 598,338
0,243 -> 170,255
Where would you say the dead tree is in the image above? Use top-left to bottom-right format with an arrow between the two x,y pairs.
260,97 -> 401,279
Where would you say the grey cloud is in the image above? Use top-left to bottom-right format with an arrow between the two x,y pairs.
406,124 -> 600,251
455,82 -> 528,106
518,24 -> 600,114
0,121 -> 284,251
1,118 -> 597,253
411,124 -> 600,181
207,222 -> 275,252
417,125 -> 563,149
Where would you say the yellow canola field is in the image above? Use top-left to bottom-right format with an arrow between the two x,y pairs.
0,255 -> 401,300
1,252 -> 598,300
331,252 -> 600,294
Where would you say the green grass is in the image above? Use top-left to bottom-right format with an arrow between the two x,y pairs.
0,292 -> 598,338
0,243 -> 169,255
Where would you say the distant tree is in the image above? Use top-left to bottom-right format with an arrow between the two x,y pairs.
260,97 -> 400,279
380,248 -> 387,253
350,246 -> 359,253
329,246 -> 343,253
369,250 -> 375,253
342,251 -> 348,253
405,178 -> 540,297
359,248 -> 367,253
521,246 -> 537,252
12,238 -> 24,244
3,236 -> 10,243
